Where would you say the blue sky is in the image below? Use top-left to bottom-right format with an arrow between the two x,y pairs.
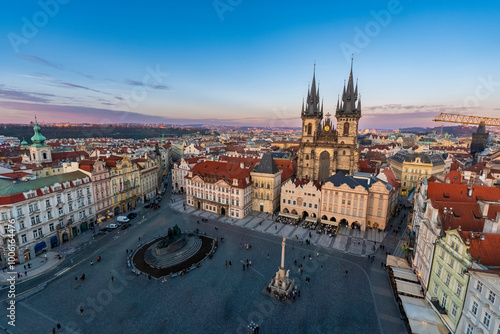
0,0 -> 499,129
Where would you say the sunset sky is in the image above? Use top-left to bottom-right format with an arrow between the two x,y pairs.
1,1 -> 499,129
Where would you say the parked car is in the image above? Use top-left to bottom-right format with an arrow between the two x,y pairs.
121,223 -> 131,230
107,224 -> 118,229
153,204 -> 160,210
127,212 -> 138,220
117,216 -> 130,223
144,203 -> 153,209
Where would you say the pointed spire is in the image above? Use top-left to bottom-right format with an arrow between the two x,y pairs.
354,78 -> 358,97
336,96 -> 340,111
321,98 -> 324,114
301,98 -> 304,113
357,94 -> 361,111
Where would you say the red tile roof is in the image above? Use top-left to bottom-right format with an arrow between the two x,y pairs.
427,182 -> 500,203
187,161 -> 252,188
458,232 -> 500,267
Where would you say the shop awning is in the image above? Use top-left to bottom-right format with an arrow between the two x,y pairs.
34,241 -> 47,252
305,217 -> 317,223
392,267 -> 419,283
278,213 -> 299,220
400,296 -> 449,334
395,279 -> 424,298
386,254 -> 411,269
50,236 -> 58,244
321,219 -> 338,227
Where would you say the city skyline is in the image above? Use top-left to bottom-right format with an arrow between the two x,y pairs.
1,1 -> 499,128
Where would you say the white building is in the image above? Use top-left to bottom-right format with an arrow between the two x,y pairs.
457,269 -> 500,334
172,157 -> 202,192
185,161 -> 253,219
0,171 -> 96,264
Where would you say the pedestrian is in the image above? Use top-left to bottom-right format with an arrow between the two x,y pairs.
90,261 -> 93,266
298,290 -> 301,297
229,260 -> 232,267
249,260 -> 252,266
53,327 -> 56,334
381,262 -> 384,268
225,260 -> 228,267
80,306 -> 84,315
294,260 -> 297,266
25,271 -> 27,276
111,276 -> 114,282
242,264 -> 245,271
126,249 -> 128,254
303,256 -> 305,260
24,265 -> 26,270
148,274 -> 151,281
139,237 -> 141,242
57,323 -> 61,331
275,225 -> 277,230
321,265 -> 323,271
267,253 -> 269,259
345,270 -> 348,275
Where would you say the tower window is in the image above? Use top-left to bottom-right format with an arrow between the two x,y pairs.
43,153 -> 47,160
305,155 -> 309,160
307,123 -> 312,135
343,151 -> 346,155
343,122 -> 350,136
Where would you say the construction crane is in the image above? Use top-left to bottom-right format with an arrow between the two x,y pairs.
433,113 -> 500,157
433,113 -> 500,127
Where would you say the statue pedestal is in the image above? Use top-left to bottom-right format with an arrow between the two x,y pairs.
267,266 -> 295,301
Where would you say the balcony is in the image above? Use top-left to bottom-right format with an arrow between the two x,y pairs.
430,298 -> 447,315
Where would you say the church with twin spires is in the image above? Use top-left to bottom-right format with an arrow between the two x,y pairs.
296,63 -> 361,181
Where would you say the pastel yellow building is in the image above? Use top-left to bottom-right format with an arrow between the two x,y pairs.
388,152 -> 445,196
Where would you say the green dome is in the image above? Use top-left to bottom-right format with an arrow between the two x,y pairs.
30,117 -> 47,147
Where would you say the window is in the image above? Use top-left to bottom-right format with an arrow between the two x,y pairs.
433,284 -> 438,295
436,265 -> 442,277
45,200 -> 50,207
471,301 -> 478,316
1,212 -> 7,220
17,208 -> 22,216
283,199 -> 286,204
456,284 -> 462,297
47,211 -> 52,219
451,303 -> 457,317
466,324 -> 473,334
21,234 -> 27,243
476,281 -> 483,293
58,208 -> 63,215
441,294 -> 447,308
445,273 -> 451,286
483,312 -> 491,328
49,223 -> 54,232
488,291 -> 496,304
448,258 -> 454,268
440,249 -> 445,259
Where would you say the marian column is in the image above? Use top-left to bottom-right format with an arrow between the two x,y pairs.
280,236 -> 286,269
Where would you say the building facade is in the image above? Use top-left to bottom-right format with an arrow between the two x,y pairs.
280,179 -> 321,221
0,171 -> 95,264
296,65 -> 360,181
107,156 -> 141,215
388,152 -> 446,196
320,172 -> 393,231
135,156 -> 159,202
185,161 -> 253,219
457,269 -> 500,334
250,152 -> 283,214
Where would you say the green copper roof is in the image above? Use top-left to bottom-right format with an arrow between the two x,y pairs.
0,171 -> 89,196
30,117 -> 47,147
21,139 -> 29,148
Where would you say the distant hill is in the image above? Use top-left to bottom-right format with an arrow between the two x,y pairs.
399,125 -> 478,137
0,124 -> 210,140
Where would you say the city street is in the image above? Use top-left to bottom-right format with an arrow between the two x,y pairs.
0,181 -> 408,334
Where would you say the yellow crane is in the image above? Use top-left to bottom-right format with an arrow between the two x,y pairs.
433,113 -> 500,126
432,113 -> 500,137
